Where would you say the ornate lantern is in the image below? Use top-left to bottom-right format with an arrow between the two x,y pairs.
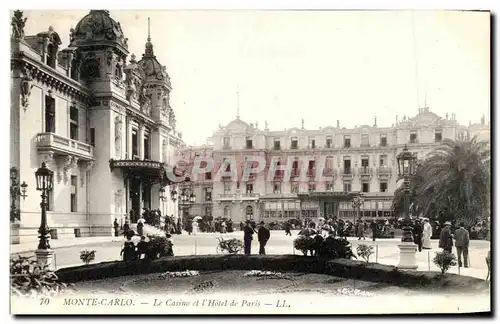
396,144 -> 417,178
35,162 -> 53,192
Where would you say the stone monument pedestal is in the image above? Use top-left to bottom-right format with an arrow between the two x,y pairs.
397,242 -> 418,269
35,249 -> 55,271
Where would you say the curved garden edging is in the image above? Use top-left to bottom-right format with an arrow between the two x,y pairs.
55,254 -> 486,290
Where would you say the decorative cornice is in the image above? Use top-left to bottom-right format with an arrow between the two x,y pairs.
11,53 -> 91,103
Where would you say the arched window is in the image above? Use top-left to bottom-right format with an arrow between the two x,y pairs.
46,43 -> 57,68
246,205 -> 254,220
224,205 -> 231,219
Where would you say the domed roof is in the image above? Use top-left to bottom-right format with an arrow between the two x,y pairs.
137,35 -> 171,87
70,10 -> 128,54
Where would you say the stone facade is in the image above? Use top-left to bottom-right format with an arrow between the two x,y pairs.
180,109 -> 490,224
10,10 -> 183,243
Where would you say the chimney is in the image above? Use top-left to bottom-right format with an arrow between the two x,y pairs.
336,120 -> 340,128
374,116 -> 377,127
452,113 -> 456,121
396,115 -> 399,125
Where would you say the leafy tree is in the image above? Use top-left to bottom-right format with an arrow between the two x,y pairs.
392,136 -> 490,226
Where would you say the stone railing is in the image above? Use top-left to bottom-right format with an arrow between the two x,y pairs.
36,132 -> 94,160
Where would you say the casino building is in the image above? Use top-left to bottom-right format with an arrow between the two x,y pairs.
10,10 -> 184,243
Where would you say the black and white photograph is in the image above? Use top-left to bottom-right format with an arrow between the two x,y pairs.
8,7 -> 491,315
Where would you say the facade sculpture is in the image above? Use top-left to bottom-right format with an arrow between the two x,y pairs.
11,10 -> 27,40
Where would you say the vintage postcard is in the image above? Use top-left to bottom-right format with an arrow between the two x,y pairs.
9,9 -> 491,315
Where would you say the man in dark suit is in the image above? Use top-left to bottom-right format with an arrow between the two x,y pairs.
243,220 -> 256,255
454,222 -> 470,267
257,221 -> 271,255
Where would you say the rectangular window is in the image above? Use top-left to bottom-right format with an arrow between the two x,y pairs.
360,134 -> 369,147
343,135 -> 351,148
204,187 -> 212,201
362,182 -> 370,193
273,183 -> 281,194
45,96 -> 56,133
380,135 -> 387,147
70,175 -> 77,212
326,183 -> 334,191
380,182 -> 388,192
223,137 -> 230,149
410,132 -> 418,143
246,137 -> 253,149
291,137 -> 298,149
435,130 -> 442,142
205,206 -> 212,217
69,106 -> 79,140
246,183 -> 253,194
90,128 -> 95,147
308,160 -> 315,176
224,182 -> 231,195
46,179 -> 54,211
308,183 -> 316,192
291,183 -> 299,193
379,155 -> 387,166
143,133 -> 150,160
274,138 -> 281,150
205,171 -> 212,180
326,136 -> 333,148
343,181 -> 351,192
292,160 -> 299,176
132,129 -> 138,159
309,137 -> 316,148
343,159 -> 351,174
361,158 -> 369,167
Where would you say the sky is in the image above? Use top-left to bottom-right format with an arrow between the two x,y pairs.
21,10 -> 490,146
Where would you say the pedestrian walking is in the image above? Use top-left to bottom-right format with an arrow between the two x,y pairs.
284,221 -> 292,236
370,220 -> 378,241
120,232 -> 136,261
137,219 -> 144,236
243,220 -> 256,255
122,220 -> 130,238
438,221 -> 454,253
454,222 -> 470,267
113,218 -> 119,237
257,221 -> 271,255
356,220 -> 365,240
413,219 -> 423,252
422,218 -> 432,249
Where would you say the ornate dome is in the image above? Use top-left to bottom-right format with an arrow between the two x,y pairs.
137,36 -> 171,87
70,10 -> 128,54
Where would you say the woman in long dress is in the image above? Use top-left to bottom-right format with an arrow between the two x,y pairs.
422,218 -> 432,249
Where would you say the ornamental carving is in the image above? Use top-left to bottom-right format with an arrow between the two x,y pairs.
59,156 -> 79,184
20,66 -> 33,111
11,10 -> 27,40
79,51 -> 101,80
138,86 -> 152,115
106,48 -> 114,66
114,116 -> 123,157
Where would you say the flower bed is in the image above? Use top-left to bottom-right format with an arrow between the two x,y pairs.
55,254 -> 488,292
157,270 -> 199,279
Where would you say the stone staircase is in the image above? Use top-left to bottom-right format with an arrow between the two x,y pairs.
130,223 -> 165,236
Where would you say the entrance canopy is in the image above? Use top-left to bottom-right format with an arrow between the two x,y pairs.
109,159 -> 188,187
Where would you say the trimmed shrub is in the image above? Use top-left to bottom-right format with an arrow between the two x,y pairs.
320,237 -> 356,260
11,254 -> 74,297
147,235 -> 174,259
80,250 -> 96,265
293,236 -> 315,255
217,238 -> 243,254
433,252 -> 457,275
356,244 -> 374,262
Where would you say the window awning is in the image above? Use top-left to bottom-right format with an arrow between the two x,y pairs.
109,159 -> 188,186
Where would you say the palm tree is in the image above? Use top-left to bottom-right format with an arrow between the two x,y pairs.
393,136 -> 490,226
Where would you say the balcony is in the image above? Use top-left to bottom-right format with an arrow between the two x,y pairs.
323,168 -> 336,177
358,167 -> 373,175
36,133 -> 94,161
377,166 -> 392,177
341,168 -> 354,178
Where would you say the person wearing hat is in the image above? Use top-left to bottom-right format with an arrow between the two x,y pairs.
243,220 -> 257,255
438,221 -> 454,253
257,221 -> 271,255
422,218 -> 432,249
454,222 -> 470,267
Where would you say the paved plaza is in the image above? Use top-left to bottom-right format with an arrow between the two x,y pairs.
11,230 -> 490,280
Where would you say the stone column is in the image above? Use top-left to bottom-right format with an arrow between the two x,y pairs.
126,117 -> 132,159
138,123 -> 145,160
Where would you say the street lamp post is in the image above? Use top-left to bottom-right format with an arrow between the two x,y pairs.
171,187 -> 195,232
34,162 -> 55,270
396,144 -> 418,269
